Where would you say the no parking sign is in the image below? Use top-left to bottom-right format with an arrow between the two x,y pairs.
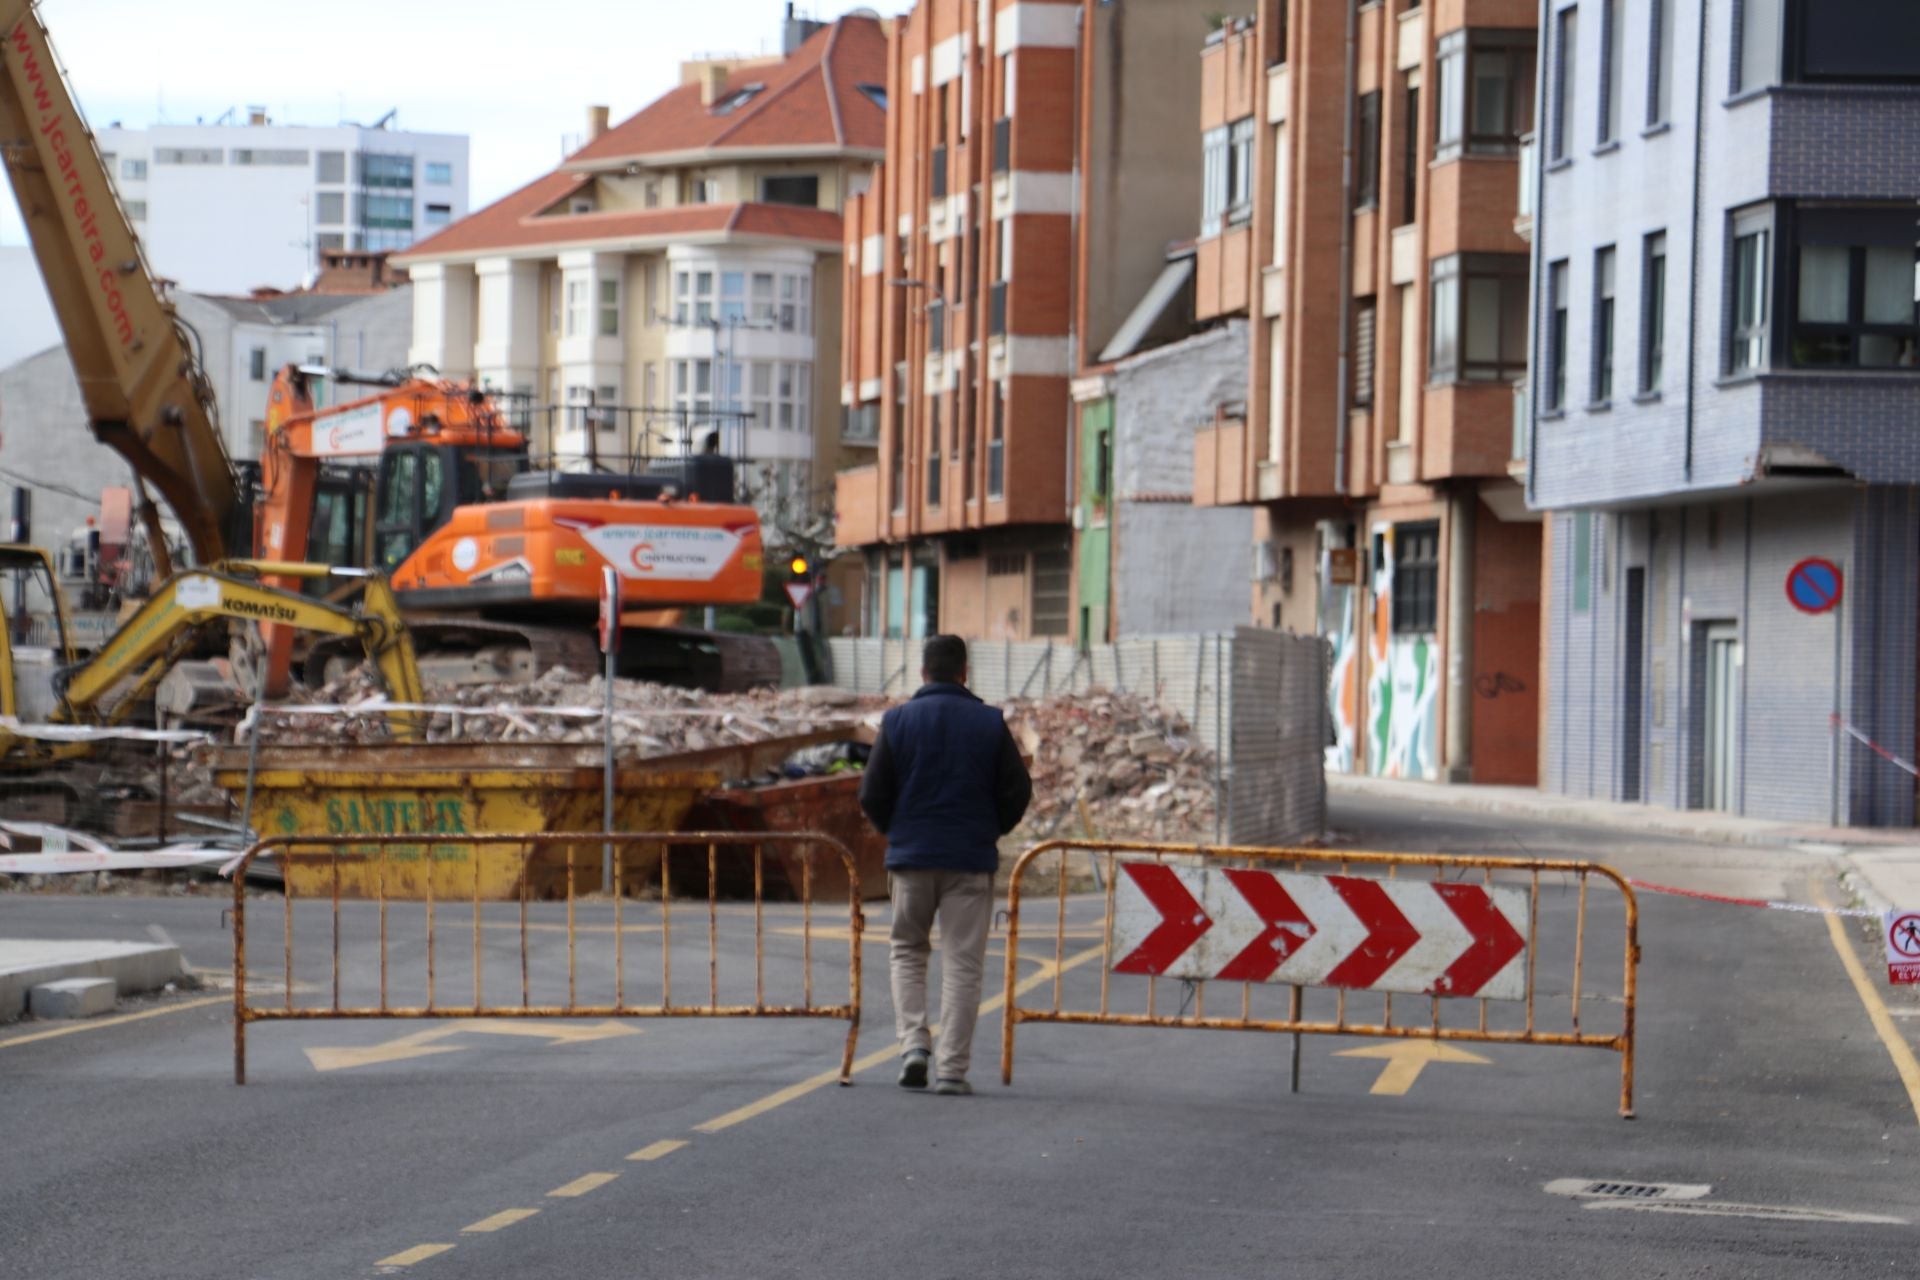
1786,557 -> 1843,615
1888,910 -> 1920,986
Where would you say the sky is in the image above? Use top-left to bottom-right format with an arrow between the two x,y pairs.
0,0 -> 888,245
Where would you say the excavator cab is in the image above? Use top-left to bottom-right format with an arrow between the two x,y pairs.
372,440 -> 528,570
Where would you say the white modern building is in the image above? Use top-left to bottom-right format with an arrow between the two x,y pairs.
394,12 -> 886,531
98,111 -> 468,294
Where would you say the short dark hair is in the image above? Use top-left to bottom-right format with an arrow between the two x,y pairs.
922,634 -> 968,684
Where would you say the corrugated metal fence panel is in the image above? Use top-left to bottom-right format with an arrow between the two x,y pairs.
1225,627 -> 1329,846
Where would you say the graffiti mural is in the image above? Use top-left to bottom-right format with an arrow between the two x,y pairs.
1365,525 -> 1441,781
1321,569 -> 1358,774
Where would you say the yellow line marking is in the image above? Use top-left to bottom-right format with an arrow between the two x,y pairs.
627,1139 -> 688,1161
693,943 -> 1108,1134
375,1244 -> 454,1266
547,1172 -> 619,1198
462,1208 -> 539,1233
1334,1040 -> 1493,1095
0,994 -> 228,1051
1816,892 -> 1920,1127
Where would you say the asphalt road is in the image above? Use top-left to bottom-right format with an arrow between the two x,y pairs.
2,796 -> 1916,1278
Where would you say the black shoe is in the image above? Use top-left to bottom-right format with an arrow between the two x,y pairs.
898,1049 -> 930,1089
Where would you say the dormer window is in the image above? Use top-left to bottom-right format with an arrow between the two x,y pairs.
714,83 -> 765,115
857,83 -> 887,110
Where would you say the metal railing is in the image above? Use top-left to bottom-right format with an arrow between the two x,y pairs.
1000,839 -> 1639,1117
230,831 -> 865,1085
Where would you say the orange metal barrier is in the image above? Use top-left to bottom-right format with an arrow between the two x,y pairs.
230,832 -> 863,1084
1000,839 -> 1639,1117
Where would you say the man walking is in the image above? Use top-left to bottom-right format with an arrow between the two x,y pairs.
859,635 -> 1032,1095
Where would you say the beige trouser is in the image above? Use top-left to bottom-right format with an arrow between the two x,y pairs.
889,868 -> 995,1082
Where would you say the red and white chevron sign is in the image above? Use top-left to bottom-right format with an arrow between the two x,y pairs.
1111,862 -> 1528,1000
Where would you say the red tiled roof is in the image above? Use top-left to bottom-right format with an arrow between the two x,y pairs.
401,15 -> 884,262
570,15 -> 887,164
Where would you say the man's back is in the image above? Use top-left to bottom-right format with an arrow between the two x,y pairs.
859,682 -> 1030,873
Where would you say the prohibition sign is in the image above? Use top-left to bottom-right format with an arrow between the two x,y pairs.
1892,914 -> 1920,959
1785,557 -> 1843,615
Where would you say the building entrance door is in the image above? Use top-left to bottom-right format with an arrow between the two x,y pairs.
1704,623 -> 1740,812
1621,568 -> 1645,802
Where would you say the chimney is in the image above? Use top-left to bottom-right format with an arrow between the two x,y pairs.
700,64 -> 731,106
782,3 -> 826,55
586,104 -> 610,141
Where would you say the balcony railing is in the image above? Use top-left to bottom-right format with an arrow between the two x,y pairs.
843,403 -> 880,446
931,144 -> 949,199
989,280 -> 1007,337
992,117 -> 1011,174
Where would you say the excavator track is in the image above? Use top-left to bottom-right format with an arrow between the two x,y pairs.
302,616 -> 782,695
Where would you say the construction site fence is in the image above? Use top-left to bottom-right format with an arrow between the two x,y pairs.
228,832 -> 864,1085
1000,839 -> 1639,1118
827,628 -> 1329,847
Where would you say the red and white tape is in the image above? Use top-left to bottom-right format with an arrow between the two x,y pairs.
1625,876 -> 1879,918
1831,715 -> 1920,779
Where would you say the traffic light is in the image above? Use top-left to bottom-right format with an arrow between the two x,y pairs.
789,554 -> 810,579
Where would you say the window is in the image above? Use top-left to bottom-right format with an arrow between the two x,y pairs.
760,175 -> 819,207
360,153 -> 414,188
1592,246 -> 1617,403
359,194 -> 413,228
1736,0 -> 1781,93
1790,0 -> 1920,82
155,148 -> 221,165
927,397 -> 943,506
125,199 -> 146,221
1228,118 -> 1255,223
931,143 -> 949,199
1729,213 -> 1771,374
858,82 -> 888,110
671,270 -> 716,327
120,157 -> 147,181
249,347 -> 267,382
1399,80 -> 1420,226
1429,253 -> 1529,384
1599,0 -> 1625,144
1435,29 -> 1536,159
779,274 -> 810,333
316,232 -> 344,254
1355,93 -> 1381,210
1550,8 -> 1577,162
1788,206 -> 1920,369
1572,511 -> 1592,612
316,151 -> 346,183
232,149 -> 308,166
1392,523 -> 1440,633
1546,259 -> 1570,410
1031,548 -> 1071,637
1396,283 -> 1420,441
750,272 -> 775,325
927,298 -> 946,353
644,180 -> 660,209
425,161 -> 453,185
424,203 -> 451,228
1352,297 -> 1377,407
1201,125 -> 1228,236
686,177 -> 718,204
565,279 -> 586,338
315,192 -> 345,224
1641,233 -> 1667,392
598,279 -> 619,337
719,271 -> 746,323
1648,0 -> 1675,125
988,383 -> 1006,499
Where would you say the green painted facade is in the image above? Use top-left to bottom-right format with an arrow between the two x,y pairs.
1075,398 -> 1113,645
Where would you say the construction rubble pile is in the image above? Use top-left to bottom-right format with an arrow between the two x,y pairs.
162,672 -> 1215,842
1002,691 -> 1217,843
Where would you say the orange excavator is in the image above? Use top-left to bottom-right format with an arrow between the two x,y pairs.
254,366 -> 777,694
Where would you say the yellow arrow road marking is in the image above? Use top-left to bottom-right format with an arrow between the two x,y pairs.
305,1019 -> 642,1071
1335,1040 -> 1493,1095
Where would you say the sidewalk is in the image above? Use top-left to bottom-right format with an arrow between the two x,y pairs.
1327,773 -> 1920,914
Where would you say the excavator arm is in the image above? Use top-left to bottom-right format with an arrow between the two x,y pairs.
57,563 -> 426,741
0,0 -> 241,572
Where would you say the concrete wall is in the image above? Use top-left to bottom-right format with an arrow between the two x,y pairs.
0,343 -> 95,554
0,246 -> 59,369
1112,322 -> 1253,637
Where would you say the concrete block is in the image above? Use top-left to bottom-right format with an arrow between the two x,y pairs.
29,976 -> 117,1019
0,941 -> 183,1021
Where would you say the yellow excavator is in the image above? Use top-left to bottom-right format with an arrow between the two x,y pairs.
1,550 -> 426,769
0,1 -> 424,779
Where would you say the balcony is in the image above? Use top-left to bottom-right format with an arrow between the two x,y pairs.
1192,413 -> 1251,507
842,403 -> 880,446
989,280 -> 1007,337
992,117 -> 1010,174
1514,132 -> 1535,242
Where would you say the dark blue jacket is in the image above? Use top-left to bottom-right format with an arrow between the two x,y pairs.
858,683 -> 1033,873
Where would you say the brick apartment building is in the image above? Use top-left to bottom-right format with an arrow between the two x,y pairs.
396,12 -> 885,544
1528,0 -> 1920,825
1190,0 -> 1543,785
833,0 -> 1222,640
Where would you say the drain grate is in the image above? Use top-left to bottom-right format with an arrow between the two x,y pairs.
1544,1178 -> 1710,1202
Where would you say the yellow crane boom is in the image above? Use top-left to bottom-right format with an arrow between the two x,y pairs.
0,0 -> 242,574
